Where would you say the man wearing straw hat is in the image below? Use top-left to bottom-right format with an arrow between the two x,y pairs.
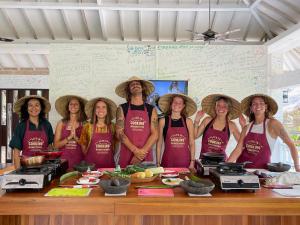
228,94 -> 300,171
115,76 -> 158,167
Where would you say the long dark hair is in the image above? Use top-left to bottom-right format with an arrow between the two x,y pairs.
125,81 -> 148,103
166,95 -> 188,118
62,98 -> 87,123
249,96 -> 270,122
214,96 -> 232,120
90,100 -> 112,126
20,97 -> 46,121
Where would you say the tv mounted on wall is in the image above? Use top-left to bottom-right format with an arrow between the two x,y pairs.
147,80 -> 188,117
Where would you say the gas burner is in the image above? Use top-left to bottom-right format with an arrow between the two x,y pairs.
201,159 -> 220,166
217,167 -> 247,176
17,166 -> 49,174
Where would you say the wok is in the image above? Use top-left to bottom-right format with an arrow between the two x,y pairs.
20,155 -> 45,167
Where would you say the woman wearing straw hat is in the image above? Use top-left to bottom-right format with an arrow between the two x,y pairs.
157,94 -> 196,169
194,94 -> 243,158
115,76 -> 158,167
79,97 -> 117,168
54,95 -> 87,170
9,95 -> 53,168
228,94 -> 300,171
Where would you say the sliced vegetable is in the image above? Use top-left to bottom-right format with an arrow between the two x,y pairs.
59,171 -> 79,183
148,167 -> 164,175
190,173 -> 201,182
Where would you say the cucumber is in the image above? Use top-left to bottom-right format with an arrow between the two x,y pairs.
59,171 -> 79,183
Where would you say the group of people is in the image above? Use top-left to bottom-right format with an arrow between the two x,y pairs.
9,76 -> 300,172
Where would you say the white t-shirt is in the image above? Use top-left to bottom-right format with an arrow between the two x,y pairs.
246,119 -> 277,152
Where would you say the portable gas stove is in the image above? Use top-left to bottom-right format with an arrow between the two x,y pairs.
1,159 -> 68,191
209,162 -> 260,192
196,152 -> 226,176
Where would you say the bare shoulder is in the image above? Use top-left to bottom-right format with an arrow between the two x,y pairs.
268,118 -> 282,128
55,120 -> 64,129
202,116 -> 212,126
116,105 -> 124,118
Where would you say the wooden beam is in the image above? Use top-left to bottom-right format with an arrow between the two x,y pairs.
20,9 -> 38,39
0,68 -> 49,75
156,0 -> 160,41
25,55 -> 36,70
40,9 -> 55,40
97,0 -> 107,41
251,8 -> 273,39
262,1 -> 297,24
0,9 -> 20,39
78,0 -> 91,40
256,8 -> 287,31
137,0 -> 142,41
174,0 -> 180,42
0,1 -> 251,12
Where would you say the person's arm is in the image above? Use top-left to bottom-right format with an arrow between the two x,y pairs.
229,121 -> 241,142
156,118 -> 165,166
227,125 -> 248,162
45,120 -> 54,150
270,119 -> 300,172
115,106 -> 145,160
194,117 -> 212,139
78,123 -> 90,155
140,108 -> 159,157
54,121 -> 72,149
186,118 -> 196,171
13,148 -> 21,169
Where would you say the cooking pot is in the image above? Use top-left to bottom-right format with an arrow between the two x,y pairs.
20,155 -> 45,167
35,150 -> 63,159
267,162 -> 291,172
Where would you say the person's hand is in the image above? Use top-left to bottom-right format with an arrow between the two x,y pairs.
130,156 -> 142,165
239,115 -> 247,128
133,148 -> 147,160
189,161 -> 196,173
195,110 -> 205,124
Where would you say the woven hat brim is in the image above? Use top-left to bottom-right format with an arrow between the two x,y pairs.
158,93 -> 197,117
115,76 -> 154,98
85,97 -> 117,120
241,94 -> 278,117
13,95 -> 51,114
201,94 -> 241,120
55,95 -> 88,118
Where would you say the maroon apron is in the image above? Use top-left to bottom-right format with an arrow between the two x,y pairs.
161,117 -> 190,167
60,122 -> 84,170
85,124 -> 115,169
119,104 -> 152,168
22,120 -> 48,156
200,119 -> 229,158
237,120 -> 271,169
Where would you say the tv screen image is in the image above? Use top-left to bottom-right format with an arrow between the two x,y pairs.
147,80 -> 188,117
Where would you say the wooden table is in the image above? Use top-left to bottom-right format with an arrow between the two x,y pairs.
1,175 -> 300,225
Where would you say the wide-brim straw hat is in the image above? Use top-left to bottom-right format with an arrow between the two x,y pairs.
158,93 -> 197,117
241,93 -> 278,117
55,95 -> 88,118
115,76 -> 154,98
14,95 -> 51,114
85,97 -> 117,120
201,94 -> 241,120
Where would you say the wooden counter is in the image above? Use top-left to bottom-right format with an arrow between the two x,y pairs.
1,176 -> 300,225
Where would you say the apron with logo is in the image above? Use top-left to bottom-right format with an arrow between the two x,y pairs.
119,104 -> 152,168
237,120 -> 271,169
85,125 -> 115,169
22,120 -> 48,156
200,119 -> 229,158
60,122 -> 84,169
161,117 -> 190,167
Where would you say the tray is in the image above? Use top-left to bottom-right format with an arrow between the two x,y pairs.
130,175 -> 158,183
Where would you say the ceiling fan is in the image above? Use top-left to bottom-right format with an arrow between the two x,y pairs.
0,37 -> 14,42
187,0 -> 241,43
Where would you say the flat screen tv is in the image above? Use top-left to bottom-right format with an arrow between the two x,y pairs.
147,80 -> 188,117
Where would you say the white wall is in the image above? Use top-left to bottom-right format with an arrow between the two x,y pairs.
49,43 -> 267,157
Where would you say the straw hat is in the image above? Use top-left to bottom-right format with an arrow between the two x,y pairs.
241,93 -> 278,117
201,94 -> 241,120
55,95 -> 88,118
158,93 -> 197,117
115,76 -> 154,98
85,97 -> 117,120
14,95 -> 51,114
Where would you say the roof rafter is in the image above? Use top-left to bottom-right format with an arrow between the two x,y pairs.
97,0 -> 107,41
250,8 -> 273,39
79,0 -> 91,40
25,54 -> 36,70
174,0 -> 180,42
0,9 -> 20,39
20,9 -> 38,39
0,2 -> 250,12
